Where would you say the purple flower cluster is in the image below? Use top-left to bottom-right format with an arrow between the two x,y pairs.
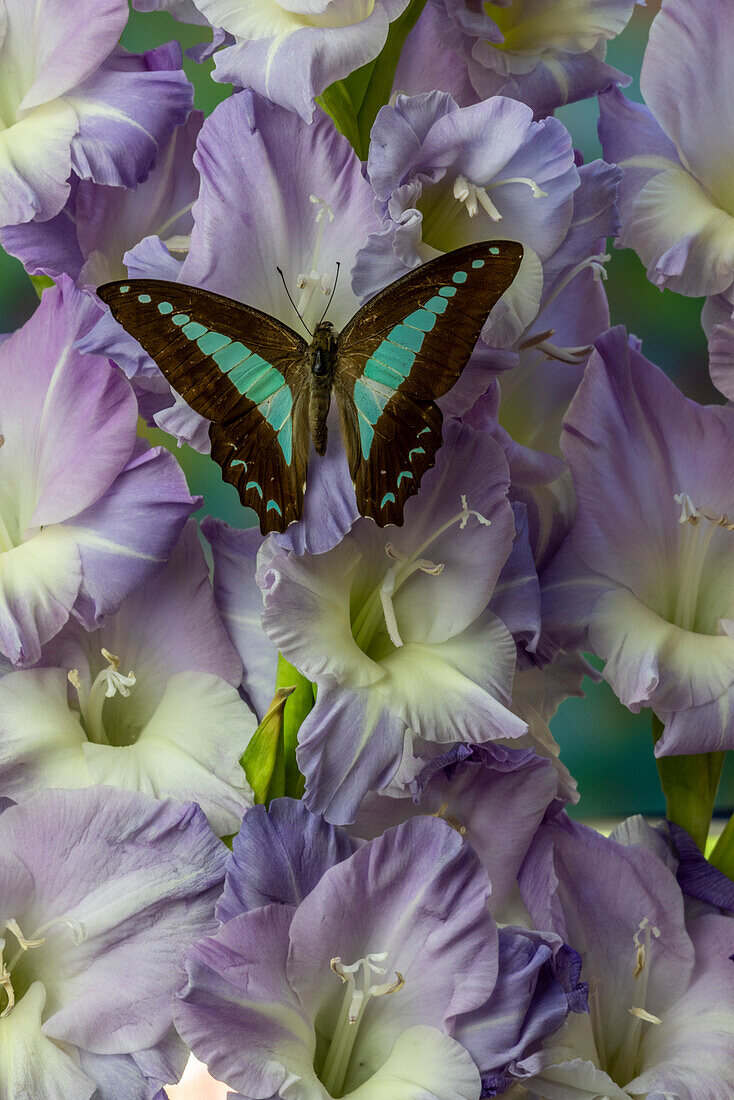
0,0 -> 733,1095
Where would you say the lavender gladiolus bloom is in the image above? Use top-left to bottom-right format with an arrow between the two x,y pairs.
84,89 -> 381,452
175,812 -> 580,1098
355,92 -> 581,372
0,277 -> 197,667
519,813 -> 734,1097
543,326 -> 734,756
0,109 -> 202,288
599,0 -> 734,299
257,420 -> 528,822
0,523 -> 256,835
398,0 -> 637,117
0,787 -> 225,1098
0,1 -> 193,229
164,0 -> 411,120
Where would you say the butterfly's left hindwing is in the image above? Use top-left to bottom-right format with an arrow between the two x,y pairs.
97,279 -> 310,534
334,240 -> 524,525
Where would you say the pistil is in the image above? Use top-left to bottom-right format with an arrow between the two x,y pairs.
295,195 -> 336,332
320,951 -> 405,1097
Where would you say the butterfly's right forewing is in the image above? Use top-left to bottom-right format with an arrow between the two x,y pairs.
97,279 -> 311,533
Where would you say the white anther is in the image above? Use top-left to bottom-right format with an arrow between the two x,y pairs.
674,492 -> 734,532
453,175 -> 503,221
99,649 -> 136,698
674,492 -> 700,525
459,494 -> 491,530
68,668 -> 82,692
628,1006 -> 662,1025
5,920 -> 45,951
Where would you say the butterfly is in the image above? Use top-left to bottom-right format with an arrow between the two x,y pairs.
98,240 -> 523,534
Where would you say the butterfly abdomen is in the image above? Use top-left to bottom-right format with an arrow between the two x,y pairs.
307,325 -> 338,456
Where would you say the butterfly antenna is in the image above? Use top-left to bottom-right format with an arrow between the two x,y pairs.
276,266 -> 312,336
317,261 -> 340,328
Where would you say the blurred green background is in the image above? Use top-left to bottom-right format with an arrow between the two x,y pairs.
2,0 -> 731,819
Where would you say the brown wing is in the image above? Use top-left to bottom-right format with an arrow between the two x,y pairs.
334,240 -> 523,524
97,279 -> 311,533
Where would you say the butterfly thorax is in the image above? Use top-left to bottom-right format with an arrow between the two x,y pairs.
307,321 -> 338,455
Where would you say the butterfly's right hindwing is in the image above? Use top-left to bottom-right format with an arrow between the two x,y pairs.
97,279 -> 310,533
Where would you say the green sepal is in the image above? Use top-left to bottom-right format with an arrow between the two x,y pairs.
276,654 -> 314,800
317,0 -> 428,159
241,685 -> 295,805
30,275 -> 54,298
652,712 -> 725,852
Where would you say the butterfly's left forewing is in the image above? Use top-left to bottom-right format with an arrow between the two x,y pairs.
334,240 -> 523,525
97,279 -> 311,533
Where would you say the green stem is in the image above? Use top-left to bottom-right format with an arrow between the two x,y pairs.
652,712 -> 725,852
709,811 -> 734,879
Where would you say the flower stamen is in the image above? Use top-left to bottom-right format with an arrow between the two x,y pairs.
0,919 -> 50,1018
672,492 -> 734,630
68,649 -> 136,747
322,952 -> 405,1094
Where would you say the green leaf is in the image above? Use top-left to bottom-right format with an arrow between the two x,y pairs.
709,812 -> 734,879
352,0 -> 428,157
29,275 -> 54,298
241,686 -> 295,805
316,82 -> 361,152
317,0 -> 428,159
652,712 -> 725,852
275,654 -> 314,800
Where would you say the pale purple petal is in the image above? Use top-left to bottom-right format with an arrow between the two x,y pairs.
174,905 -> 315,1097
0,176 -> 86,281
1,277 -> 137,526
182,90 -> 380,331
626,914 -> 734,1099
393,3 -> 480,107
6,0 -> 128,108
639,0 -> 734,207
353,741 -> 559,915
490,503 -> 542,653
217,798 -> 359,921
520,814 -> 696,1057
0,787 -> 225,1066
202,517 -> 277,720
297,682 -> 407,823
65,441 -> 199,628
4,111 -> 202,286
288,816 -> 497,1032
470,51 -> 631,119
67,44 -> 194,189
597,85 -> 681,237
